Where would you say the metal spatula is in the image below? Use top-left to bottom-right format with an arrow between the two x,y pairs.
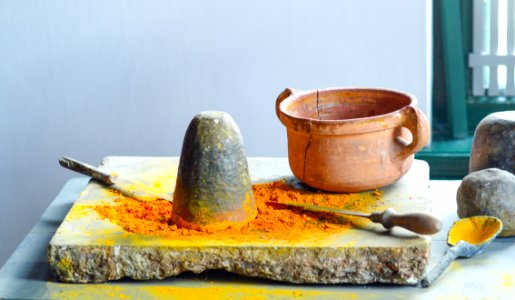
59,156 -> 173,202
269,201 -> 442,235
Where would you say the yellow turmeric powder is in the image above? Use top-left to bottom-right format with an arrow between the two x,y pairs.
94,180 -> 382,241
447,216 -> 502,246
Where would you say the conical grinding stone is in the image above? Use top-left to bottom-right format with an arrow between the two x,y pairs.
171,111 -> 257,231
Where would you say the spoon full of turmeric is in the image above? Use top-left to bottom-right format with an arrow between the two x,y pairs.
420,215 -> 502,287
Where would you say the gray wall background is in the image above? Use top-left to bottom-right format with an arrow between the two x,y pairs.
0,0 -> 431,266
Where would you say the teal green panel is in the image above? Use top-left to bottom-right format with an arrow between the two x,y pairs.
416,136 -> 472,179
467,98 -> 515,132
440,0 -> 469,138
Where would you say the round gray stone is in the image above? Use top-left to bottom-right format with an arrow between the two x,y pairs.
469,111 -> 515,174
457,168 -> 515,237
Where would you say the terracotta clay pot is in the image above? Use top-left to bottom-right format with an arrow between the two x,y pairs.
276,87 -> 430,192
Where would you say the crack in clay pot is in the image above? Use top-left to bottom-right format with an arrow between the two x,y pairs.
302,121 -> 313,182
302,90 -> 320,181
316,89 -> 321,120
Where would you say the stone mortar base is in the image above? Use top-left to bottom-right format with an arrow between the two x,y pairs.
48,245 -> 429,285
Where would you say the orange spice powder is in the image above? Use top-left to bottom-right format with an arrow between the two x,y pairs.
93,180 -> 383,241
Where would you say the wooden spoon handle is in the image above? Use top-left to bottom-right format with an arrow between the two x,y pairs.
370,208 -> 442,235
59,156 -> 113,185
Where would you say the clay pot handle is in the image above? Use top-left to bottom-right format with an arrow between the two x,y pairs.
275,88 -> 297,120
397,106 -> 430,158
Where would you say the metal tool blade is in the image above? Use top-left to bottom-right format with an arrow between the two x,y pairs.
108,176 -> 173,202
269,201 -> 369,218
60,156 -> 173,202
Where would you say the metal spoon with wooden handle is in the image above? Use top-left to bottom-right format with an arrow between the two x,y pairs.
269,201 -> 442,235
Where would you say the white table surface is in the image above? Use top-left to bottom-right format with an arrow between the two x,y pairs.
0,159 -> 513,299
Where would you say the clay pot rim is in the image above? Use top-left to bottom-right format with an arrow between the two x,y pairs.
276,87 -> 418,135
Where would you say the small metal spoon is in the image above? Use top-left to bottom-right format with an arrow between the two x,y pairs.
420,215 -> 503,287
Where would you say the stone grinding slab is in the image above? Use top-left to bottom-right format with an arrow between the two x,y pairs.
48,157 -> 431,285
